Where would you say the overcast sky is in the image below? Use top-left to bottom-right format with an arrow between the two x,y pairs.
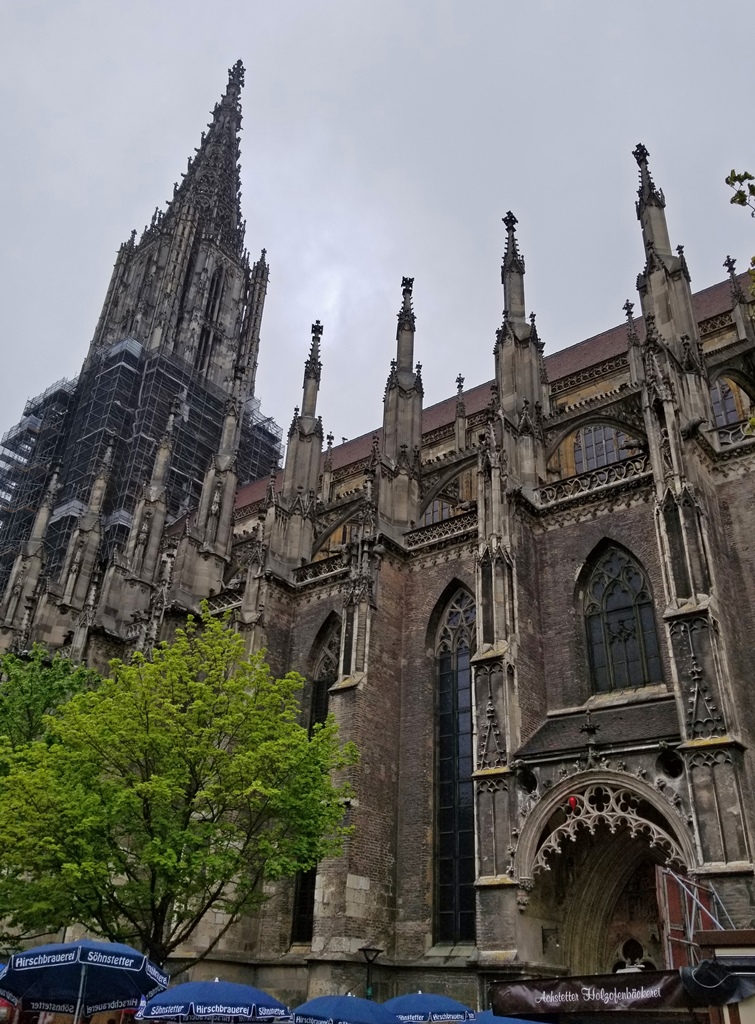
1,1 -> 752,448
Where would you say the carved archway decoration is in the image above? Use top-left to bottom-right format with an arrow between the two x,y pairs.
534,781 -> 685,875
515,770 -> 696,884
419,451 -> 478,518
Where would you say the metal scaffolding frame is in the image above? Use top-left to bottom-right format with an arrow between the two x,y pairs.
0,339 -> 282,587
0,377 -> 78,592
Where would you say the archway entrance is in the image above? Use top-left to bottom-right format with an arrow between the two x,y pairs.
516,774 -> 694,974
557,823 -> 666,973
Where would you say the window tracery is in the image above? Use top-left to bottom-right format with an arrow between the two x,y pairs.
584,547 -> 662,693
710,378 -> 740,427
436,589 -> 476,944
291,617 -> 341,945
574,425 -> 634,475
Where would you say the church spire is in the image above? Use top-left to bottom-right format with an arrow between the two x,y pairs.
90,62 -> 259,378
502,211 -> 526,326
379,278 -> 423,526
282,322 -> 324,501
395,276 -> 416,387
302,320 -> 323,419
168,60 -> 246,256
633,143 -> 672,260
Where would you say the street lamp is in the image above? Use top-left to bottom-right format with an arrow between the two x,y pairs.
358,945 -> 383,999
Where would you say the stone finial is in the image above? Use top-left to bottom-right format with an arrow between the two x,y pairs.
724,255 -> 746,303
228,59 -> 245,89
623,299 -> 639,347
502,211 -> 525,275
633,142 -> 665,214
529,311 -> 541,347
455,374 -> 466,420
397,277 -> 416,332
304,320 -> 323,384
288,406 -> 300,437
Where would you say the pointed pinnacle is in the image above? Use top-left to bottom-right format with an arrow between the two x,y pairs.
304,320 -> 323,383
724,255 -> 746,303
502,211 -> 525,275
397,277 -> 416,331
166,65 -> 246,255
633,142 -> 665,215
228,59 -> 245,89
623,300 -> 639,346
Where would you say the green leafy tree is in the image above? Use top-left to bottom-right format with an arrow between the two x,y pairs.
0,645 -> 95,751
0,612 -> 356,967
725,169 -> 755,295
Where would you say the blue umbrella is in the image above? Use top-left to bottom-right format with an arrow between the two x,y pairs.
473,1013 -> 538,1024
383,995 -> 475,1023
0,939 -> 168,1022
139,980 -> 291,1021
294,995 -> 402,1024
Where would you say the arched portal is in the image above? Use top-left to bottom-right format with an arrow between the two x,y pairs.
516,772 -> 696,974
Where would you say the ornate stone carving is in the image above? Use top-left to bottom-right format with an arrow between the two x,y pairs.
538,455 -> 650,506
669,617 -> 726,739
293,552 -> 348,584
404,509 -> 478,550
716,420 -> 753,448
476,776 -> 507,793
549,355 -> 631,398
699,312 -> 735,337
533,782 -> 685,874
475,661 -> 506,770
687,748 -> 733,770
516,877 -> 534,912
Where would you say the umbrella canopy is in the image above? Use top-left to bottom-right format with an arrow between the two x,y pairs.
294,995 -> 402,1024
473,1014 -> 534,1024
0,939 -> 168,1020
383,995 -> 475,1023
139,981 -> 291,1021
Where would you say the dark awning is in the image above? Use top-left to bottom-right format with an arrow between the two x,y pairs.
490,972 -> 689,1015
490,961 -> 755,1014
680,958 -> 755,1006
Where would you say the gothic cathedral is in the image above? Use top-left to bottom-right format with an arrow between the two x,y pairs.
2,64 -> 755,1006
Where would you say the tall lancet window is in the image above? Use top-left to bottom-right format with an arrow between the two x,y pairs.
709,378 -> 740,427
195,267 -> 225,373
290,618 -> 341,945
584,547 -> 662,693
436,589 -> 476,944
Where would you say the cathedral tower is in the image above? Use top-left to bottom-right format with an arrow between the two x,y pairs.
0,62 -> 281,652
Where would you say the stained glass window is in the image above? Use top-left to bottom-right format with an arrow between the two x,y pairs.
710,379 -> 739,427
291,619 -> 341,944
436,590 -> 476,944
574,425 -> 632,474
584,548 -> 662,693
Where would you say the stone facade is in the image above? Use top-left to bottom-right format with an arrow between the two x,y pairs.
2,67 -> 755,1009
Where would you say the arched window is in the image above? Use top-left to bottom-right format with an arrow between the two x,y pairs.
291,618 -> 341,945
422,499 -> 462,525
574,425 -> 633,474
194,325 -> 214,373
436,589 -> 476,944
205,266 -> 225,323
710,378 -> 739,427
584,547 -> 662,693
